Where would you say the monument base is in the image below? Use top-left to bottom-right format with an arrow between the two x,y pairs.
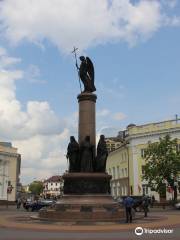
39,173 -> 125,222
39,194 -> 125,222
63,172 -> 111,194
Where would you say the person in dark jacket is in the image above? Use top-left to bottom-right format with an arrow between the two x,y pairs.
16,198 -> 21,209
151,195 -> 155,208
124,196 -> 134,223
142,195 -> 149,217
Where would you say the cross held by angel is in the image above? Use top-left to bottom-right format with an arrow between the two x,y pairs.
72,47 -> 96,93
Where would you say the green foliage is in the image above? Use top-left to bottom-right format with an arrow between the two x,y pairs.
29,181 -> 43,195
143,135 -> 180,199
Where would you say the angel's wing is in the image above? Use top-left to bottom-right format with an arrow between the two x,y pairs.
86,57 -> 96,91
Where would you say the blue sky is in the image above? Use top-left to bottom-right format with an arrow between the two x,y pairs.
0,0 -> 180,184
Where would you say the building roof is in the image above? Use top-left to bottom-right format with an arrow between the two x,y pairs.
0,142 -> 12,147
44,175 -> 62,183
105,137 -> 123,142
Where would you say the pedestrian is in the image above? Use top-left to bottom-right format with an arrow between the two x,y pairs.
142,195 -> 149,217
124,196 -> 134,223
16,198 -> 21,209
151,195 -> 155,208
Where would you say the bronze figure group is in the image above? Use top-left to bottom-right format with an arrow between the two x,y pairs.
66,135 -> 108,173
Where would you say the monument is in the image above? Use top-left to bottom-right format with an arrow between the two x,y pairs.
39,48 -> 124,222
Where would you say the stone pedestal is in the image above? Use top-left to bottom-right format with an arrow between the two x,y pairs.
63,172 -> 111,194
77,93 -> 97,146
39,173 -> 125,222
39,194 -> 125,222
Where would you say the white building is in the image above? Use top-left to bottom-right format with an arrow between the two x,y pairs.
43,175 -> 63,198
0,142 -> 21,202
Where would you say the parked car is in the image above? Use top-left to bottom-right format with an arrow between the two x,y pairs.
23,199 -> 55,211
175,202 -> 180,210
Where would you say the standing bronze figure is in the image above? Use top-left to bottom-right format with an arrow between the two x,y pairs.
96,135 -> 108,172
72,47 -> 96,93
76,56 -> 96,93
66,136 -> 80,172
80,136 -> 94,172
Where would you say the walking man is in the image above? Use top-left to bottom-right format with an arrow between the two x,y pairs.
16,198 -> 21,209
142,195 -> 149,217
124,196 -> 134,223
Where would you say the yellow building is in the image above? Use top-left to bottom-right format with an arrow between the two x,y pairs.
106,142 -> 129,198
106,119 -> 180,201
105,138 -> 122,153
0,142 -> 21,202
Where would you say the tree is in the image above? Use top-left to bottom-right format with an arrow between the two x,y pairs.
29,181 -> 43,196
143,135 -> 180,201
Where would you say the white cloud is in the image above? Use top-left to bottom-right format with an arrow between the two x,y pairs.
0,47 -> 21,69
0,0 -> 179,52
113,112 -> 127,121
0,47 -> 68,184
97,109 -> 110,117
98,126 -> 120,138
14,130 -> 69,180
25,64 -> 47,84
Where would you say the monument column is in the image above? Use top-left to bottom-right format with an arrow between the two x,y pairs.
77,92 -> 97,146
39,54 -> 125,222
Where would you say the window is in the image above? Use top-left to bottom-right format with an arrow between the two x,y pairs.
121,186 -> 124,195
124,152 -> 126,161
141,149 -> 146,158
142,165 -> 145,175
142,184 -> 148,195
125,168 -> 127,177
117,166 -> 120,178
176,144 -> 180,152
122,169 -> 124,177
118,186 -> 121,196
124,186 -> 127,195
113,167 -> 116,179
113,187 -> 116,197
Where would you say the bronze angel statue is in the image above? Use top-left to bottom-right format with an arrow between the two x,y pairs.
76,56 -> 96,93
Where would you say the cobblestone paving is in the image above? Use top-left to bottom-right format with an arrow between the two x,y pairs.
0,206 -> 179,240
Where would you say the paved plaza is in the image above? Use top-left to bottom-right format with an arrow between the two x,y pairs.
0,206 -> 179,240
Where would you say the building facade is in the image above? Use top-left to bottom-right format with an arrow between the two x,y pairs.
0,142 -> 21,202
106,143 -> 129,198
105,138 -> 122,153
106,119 -> 180,201
43,175 -> 63,198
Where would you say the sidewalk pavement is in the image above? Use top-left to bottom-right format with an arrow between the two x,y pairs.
0,207 -> 179,232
